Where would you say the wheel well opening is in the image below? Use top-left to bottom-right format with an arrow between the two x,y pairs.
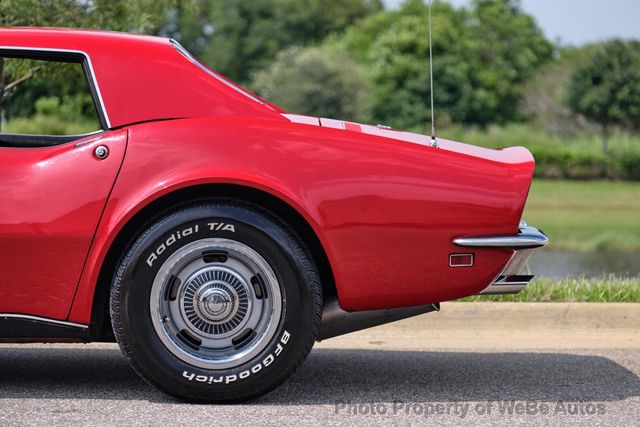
90,184 -> 336,341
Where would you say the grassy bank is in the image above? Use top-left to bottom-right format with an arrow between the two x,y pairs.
461,275 -> 640,302
524,179 -> 640,252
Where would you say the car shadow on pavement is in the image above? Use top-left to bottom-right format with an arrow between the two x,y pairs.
0,346 -> 638,403
266,349 -> 640,404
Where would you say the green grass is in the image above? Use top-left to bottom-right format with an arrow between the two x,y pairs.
460,275 -> 640,302
523,179 -> 640,252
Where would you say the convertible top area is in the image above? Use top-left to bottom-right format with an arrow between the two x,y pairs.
0,28 -> 282,128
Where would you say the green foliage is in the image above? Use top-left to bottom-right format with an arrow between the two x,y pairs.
467,0 -> 553,122
3,94 -> 99,135
172,0 -> 383,83
567,40 -> 640,152
444,122 -> 640,154
367,13 -> 432,130
0,0 -> 189,32
527,146 -> 640,181
251,46 -> 371,122
1,58 -> 100,132
3,93 -> 99,135
2,59 -> 92,114
334,0 -> 553,130
531,147 -> 609,179
520,46 -> 600,135
34,94 -> 97,123
460,275 -> 640,302
4,116 -> 97,136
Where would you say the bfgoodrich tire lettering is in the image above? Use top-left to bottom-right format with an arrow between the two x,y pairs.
110,200 -> 322,402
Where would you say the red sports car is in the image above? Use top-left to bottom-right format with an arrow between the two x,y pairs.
0,28 -> 547,402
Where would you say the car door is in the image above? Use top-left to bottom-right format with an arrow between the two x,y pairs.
0,49 -> 126,321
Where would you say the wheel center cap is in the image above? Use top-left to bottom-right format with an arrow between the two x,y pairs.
205,292 -> 230,315
197,287 -> 235,322
206,294 -> 225,313
180,266 -> 252,337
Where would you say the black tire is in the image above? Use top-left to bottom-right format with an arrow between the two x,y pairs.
110,200 -> 322,403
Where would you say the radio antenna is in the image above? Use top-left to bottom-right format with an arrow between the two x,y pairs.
428,0 -> 438,148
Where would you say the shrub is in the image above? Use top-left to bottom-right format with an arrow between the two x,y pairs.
251,45 -> 372,122
529,146 -> 639,180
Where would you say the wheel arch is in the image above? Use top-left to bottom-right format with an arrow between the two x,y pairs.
88,183 -> 336,341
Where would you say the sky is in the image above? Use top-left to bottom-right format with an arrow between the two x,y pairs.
382,0 -> 640,46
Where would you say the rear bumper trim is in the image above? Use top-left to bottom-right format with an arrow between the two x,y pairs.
453,222 -> 548,295
478,274 -> 533,295
453,225 -> 549,250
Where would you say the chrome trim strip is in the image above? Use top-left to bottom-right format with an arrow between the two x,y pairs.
475,245 -> 537,295
453,225 -> 549,249
0,45 -> 112,129
478,276 -> 532,295
73,130 -> 108,147
169,39 -> 266,106
501,248 -> 534,276
83,52 -> 111,129
0,314 -> 88,329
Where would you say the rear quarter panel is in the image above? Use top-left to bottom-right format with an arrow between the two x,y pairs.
69,117 -> 533,322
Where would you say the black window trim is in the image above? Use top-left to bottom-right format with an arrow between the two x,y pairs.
0,46 -> 111,147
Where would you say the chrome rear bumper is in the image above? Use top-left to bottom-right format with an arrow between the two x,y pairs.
453,221 -> 548,250
454,221 -> 548,295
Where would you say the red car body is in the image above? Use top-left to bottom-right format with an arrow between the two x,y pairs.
0,28 -> 545,337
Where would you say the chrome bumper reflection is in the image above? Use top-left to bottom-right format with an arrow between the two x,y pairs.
479,247 -> 535,294
454,222 -> 548,295
453,225 -> 549,249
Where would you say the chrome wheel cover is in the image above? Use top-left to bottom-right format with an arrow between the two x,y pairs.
150,238 -> 282,369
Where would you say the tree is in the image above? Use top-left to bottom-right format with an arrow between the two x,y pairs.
0,0 -> 188,32
333,0 -> 553,131
251,46 -> 371,122
170,0 -> 383,84
520,46 -> 600,135
365,3 -> 474,130
466,0 -> 553,123
567,40 -> 640,153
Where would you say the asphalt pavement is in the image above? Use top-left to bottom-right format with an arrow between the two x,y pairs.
0,302 -> 638,426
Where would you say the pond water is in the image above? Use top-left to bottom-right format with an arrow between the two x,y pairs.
527,249 -> 640,279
